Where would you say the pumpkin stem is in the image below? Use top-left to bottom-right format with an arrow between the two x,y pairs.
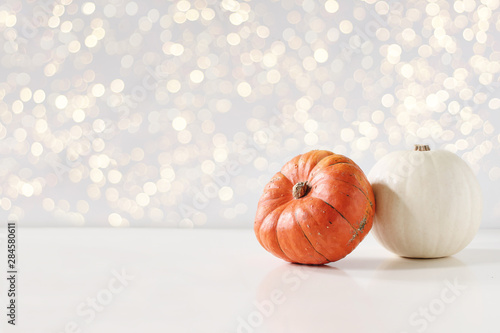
414,144 -> 430,151
292,181 -> 310,199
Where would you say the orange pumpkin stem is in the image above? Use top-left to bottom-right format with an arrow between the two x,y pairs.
414,144 -> 430,151
292,181 -> 310,199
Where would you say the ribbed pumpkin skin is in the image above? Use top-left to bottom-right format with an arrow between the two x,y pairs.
254,150 -> 375,265
368,149 -> 482,258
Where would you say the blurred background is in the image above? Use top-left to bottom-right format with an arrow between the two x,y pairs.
0,0 -> 498,228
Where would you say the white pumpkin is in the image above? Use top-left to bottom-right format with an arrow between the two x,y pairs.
368,145 -> 482,258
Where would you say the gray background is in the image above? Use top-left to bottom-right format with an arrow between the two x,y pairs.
0,0 -> 498,228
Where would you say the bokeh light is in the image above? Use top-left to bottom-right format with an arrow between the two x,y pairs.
0,0 -> 498,228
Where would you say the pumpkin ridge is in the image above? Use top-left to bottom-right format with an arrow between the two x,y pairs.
263,172 -> 294,193
272,171 -> 299,196
299,150 -> 334,180
309,159 -> 350,179
462,161 -> 480,251
291,208 -> 330,262
318,198 -> 358,234
310,160 -> 370,186
274,225 -> 293,263
312,161 -> 363,180
313,176 -> 374,208
258,203 -> 293,262
301,201 -> 352,262
326,162 -> 352,167
449,153 -> 475,254
348,216 -> 368,244
259,196 -> 292,210
428,152 -> 442,257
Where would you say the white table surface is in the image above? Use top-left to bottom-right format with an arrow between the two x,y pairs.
1,228 -> 499,333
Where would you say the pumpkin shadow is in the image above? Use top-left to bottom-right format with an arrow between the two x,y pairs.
328,255 -> 388,271
372,248 -> 500,272
252,263 -> 376,333
322,250 -> 479,272
454,248 -> 500,266
325,253 -> 468,272
374,255 -> 468,274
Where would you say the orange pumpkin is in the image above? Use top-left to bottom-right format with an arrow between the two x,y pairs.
254,150 -> 375,265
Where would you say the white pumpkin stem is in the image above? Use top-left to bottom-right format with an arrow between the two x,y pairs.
414,144 -> 430,151
292,181 -> 310,199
